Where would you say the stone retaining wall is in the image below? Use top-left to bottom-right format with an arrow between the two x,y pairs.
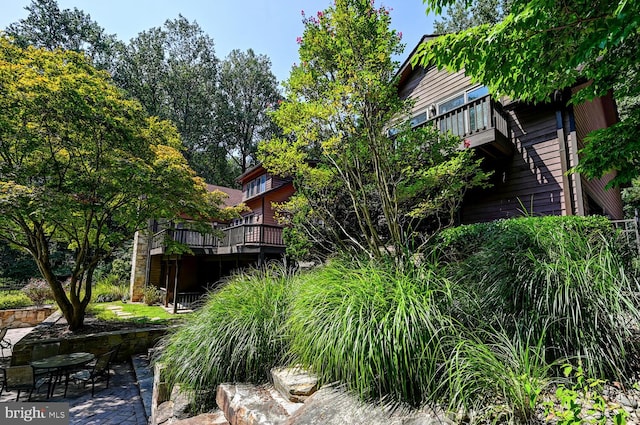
12,321 -> 171,366
0,306 -> 57,328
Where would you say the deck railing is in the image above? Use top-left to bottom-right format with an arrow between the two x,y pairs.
611,218 -> 640,255
433,94 -> 509,141
150,224 -> 285,251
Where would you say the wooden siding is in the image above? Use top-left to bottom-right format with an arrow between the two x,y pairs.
400,66 -> 474,118
263,184 -> 296,226
571,87 -> 623,219
461,104 -> 566,223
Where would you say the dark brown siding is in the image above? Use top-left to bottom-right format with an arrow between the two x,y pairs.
571,87 -> 623,219
461,103 -> 566,223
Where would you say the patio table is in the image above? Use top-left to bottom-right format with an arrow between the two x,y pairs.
31,352 -> 95,397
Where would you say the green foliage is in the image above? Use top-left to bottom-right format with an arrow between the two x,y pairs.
216,49 -> 282,173
543,365 -> 628,425
113,16 -> 236,186
0,37 -> 231,330
433,0 -> 512,33
416,0 -> 640,186
287,257 -> 454,406
93,276 -> 129,303
158,264 -> 292,408
435,216 -> 640,378
21,278 -> 54,307
261,0 -> 490,260
0,291 -> 33,310
88,301 -> 174,324
143,286 -> 165,306
5,0 -> 122,70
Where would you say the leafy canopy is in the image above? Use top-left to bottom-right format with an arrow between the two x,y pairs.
260,0 -> 489,260
0,37 -> 234,330
416,0 -> 640,186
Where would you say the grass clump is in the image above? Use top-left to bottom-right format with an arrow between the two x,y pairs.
0,290 -> 33,309
93,275 -> 129,302
288,257 -> 454,406
437,215 -> 640,379
157,263 -> 292,404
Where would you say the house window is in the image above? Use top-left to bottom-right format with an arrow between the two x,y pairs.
410,111 -> 428,128
437,86 -> 490,135
245,174 -> 268,198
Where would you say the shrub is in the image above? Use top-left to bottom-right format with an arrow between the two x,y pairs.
93,275 -> 129,302
435,216 -> 640,378
143,286 -> 164,306
157,263 -> 292,409
21,278 -> 54,306
0,290 -> 33,309
287,256 -> 455,406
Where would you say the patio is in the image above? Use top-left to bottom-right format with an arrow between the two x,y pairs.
1,327 -> 149,425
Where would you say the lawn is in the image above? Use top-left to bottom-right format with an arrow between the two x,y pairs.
89,301 -> 178,325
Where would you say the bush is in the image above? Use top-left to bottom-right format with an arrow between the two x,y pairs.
21,278 -> 54,306
93,275 -> 129,302
157,263 -> 292,409
143,286 -> 164,306
0,290 -> 33,309
287,257 -> 455,406
435,215 -> 640,378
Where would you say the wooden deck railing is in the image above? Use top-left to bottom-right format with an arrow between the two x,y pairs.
611,218 -> 640,255
150,224 -> 285,251
433,94 -> 509,141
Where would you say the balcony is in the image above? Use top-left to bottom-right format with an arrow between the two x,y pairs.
150,224 -> 285,256
432,94 -> 511,157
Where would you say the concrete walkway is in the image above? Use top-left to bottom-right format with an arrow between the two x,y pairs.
1,327 -> 150,425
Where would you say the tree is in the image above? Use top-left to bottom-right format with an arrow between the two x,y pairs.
433,0 -> 511,33
216,49 -> 282,173
4,0 -> 121,71
260,0 -> 490,261
416,0 -> 640,186
0,37 -> 235,330
113,16 -> 235,185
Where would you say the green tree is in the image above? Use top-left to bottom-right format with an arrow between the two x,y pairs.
216,49 -> 282,173
0,37 -> 235,330
433,0 -> 511,33
4,0 -> 121,71
416,0 -> 640,186
113,16 -> 236,185
260,0 -> 490,260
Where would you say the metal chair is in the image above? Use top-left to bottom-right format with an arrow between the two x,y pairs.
0,327 -> 11,358
0,365 -> 47,401
70,349 -> 116,396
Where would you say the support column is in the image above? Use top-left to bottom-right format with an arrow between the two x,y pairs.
129,230 -> 150,302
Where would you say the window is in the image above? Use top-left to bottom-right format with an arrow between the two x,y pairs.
437,86 -> 490,135
245,174 -> 268,198
409,111 -> 428,128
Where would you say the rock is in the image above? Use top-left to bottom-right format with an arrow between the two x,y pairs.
216,383 -> 302,425
616,393 -> 639,409
156,401 -> 174,425
169,411 -> 229,424
171,385 -> 193,419
284,386 -> 451,425
271,367 -> 318,403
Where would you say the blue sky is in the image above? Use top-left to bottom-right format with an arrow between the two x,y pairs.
0,0 -> 437,84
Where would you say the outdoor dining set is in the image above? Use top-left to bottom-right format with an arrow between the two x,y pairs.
0,327 -> 120,401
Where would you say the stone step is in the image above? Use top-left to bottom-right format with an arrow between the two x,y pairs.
216,383 -> 302,425
271,367 -> 318,403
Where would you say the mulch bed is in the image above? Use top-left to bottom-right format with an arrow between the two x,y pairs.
30,315 -> 168,340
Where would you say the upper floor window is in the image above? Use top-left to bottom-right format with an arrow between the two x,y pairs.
245,174 -> 267,198
438,85 -> 489,115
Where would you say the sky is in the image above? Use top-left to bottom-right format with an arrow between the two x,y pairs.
0,0 -> 437,84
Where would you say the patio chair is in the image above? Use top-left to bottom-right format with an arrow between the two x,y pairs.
70,349 -> 115,396
0,365 -> 48,401
0,327 -> 11,358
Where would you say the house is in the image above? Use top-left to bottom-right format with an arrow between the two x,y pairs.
397,35 -> 623,223
128,165 -> 294,308
129,35 -> 626,308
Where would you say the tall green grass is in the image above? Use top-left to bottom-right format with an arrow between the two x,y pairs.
437,216 -> 640,378
157,264 -> 292,400
287,257 -> 455,406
